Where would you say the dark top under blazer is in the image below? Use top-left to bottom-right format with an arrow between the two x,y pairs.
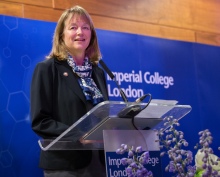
31,58 -> 108,170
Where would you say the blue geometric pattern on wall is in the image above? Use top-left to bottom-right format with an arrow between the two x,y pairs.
0,15 -> 54,177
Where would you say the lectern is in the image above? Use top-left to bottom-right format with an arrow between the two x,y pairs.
38,100 -> 191,151
38,100 -> 191,176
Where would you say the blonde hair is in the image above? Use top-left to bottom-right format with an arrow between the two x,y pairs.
47,5 -> 102,63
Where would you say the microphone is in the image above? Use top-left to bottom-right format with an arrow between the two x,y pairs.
99,60 -> 128,102
99,59 -> 152,119
135,94 -> 148,103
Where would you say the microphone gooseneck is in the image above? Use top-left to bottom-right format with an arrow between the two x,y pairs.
99,60 -> 115,79
99,60 -> 128,102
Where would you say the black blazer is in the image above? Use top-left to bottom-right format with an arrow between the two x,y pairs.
31,58 -> 108,170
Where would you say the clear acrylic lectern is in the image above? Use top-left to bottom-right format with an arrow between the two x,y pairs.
38,100 -> 192,151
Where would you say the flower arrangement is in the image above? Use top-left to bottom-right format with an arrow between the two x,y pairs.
116,116 -> 220,177
194,129 -> 220,176
116,144 -> 153,177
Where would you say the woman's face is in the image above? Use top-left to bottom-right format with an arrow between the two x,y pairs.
62,14 -> 91,55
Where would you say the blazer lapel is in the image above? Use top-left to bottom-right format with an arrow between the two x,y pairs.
54,59 -> 87,104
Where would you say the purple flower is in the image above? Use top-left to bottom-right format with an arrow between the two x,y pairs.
121,158 -> 128,165
136,146 -> 142,153
126,166 -> 133,174
128,150 -> 134,157
130,162 -> 138,168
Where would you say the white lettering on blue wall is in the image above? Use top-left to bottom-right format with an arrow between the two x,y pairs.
108,84 -> 144,98
107,70 -> 174,89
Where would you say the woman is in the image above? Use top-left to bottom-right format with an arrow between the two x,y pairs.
31,5 -> 108,177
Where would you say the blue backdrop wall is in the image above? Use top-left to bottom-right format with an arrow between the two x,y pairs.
0,15 -> 220,177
